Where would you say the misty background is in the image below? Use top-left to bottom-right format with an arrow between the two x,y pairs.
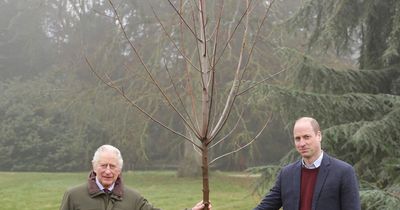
0,0 -> 302,172
0,1 -> 399,207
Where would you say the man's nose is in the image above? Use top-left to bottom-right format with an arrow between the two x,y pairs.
298,139 -> 306,146
104,164 -> 113,172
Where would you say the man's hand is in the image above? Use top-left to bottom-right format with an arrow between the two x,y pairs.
191,200 -> 212,210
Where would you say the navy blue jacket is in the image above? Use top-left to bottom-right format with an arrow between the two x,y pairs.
253,153 -> 361,210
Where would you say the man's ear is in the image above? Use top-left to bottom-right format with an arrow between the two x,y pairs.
317,131 -> 322,142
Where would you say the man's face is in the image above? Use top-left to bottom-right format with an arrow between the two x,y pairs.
293,120 -> 322,163
93,151 -> 121,188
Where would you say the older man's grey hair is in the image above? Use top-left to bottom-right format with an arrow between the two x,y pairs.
92,144 -> 124,170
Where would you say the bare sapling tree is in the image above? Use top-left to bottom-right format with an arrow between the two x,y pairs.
85,0 -> 279,209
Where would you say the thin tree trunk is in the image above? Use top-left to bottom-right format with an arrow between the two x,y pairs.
201,139 -> 210,210
198,0 -> 211,207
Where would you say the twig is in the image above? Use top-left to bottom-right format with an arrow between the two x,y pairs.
163,61 -> 200,135
209,114 -> 272,165
209,0 -> 253,142
107,0 -> 201,140
237,68 -> 287,96
209,107 -> 243,149
85,56 -> 202,150
213,0 -> 254,66
151,5 -> 201,73
167,0 -> 202,42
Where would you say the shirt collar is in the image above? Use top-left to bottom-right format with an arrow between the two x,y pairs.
95,177 -> 115,192
302,151 -> 323,169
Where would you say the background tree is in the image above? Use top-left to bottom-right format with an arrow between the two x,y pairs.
0,0 -> 58,80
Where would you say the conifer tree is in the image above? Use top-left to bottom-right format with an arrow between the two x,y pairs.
254,0 -> 400,208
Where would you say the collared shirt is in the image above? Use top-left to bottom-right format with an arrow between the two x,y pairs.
95,177 -> 115,192
302,151 -> 323,169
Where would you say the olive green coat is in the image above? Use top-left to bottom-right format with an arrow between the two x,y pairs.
60,171 -> 160,210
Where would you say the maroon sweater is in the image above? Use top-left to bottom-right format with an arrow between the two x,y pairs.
299,167 -> 319,210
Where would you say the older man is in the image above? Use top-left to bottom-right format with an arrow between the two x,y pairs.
60,144 -> 208,210
253,117 -> 361,210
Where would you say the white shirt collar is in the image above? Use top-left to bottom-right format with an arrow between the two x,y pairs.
302,151 -> 323,169
95,177 -> 115,191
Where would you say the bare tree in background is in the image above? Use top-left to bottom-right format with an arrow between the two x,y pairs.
86,0 -> 279,208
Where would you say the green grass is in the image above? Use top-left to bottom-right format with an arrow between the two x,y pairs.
0,171 -> 264,210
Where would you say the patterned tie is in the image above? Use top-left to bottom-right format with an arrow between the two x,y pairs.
104,188 -> 110,194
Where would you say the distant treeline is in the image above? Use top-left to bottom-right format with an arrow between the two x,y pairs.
0,75 -> 291,172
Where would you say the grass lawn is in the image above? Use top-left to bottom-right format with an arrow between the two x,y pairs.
0,170 -> 264,210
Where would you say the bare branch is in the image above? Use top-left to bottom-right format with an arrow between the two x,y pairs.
85,56 -> 202,150
237,68 -> 287,96
198,0 -> 207,57
107,0 -> 201,139
151,5 -> 201,73
167,0 -> 202,42
209,114 -> 272,165
209,0 -> 277,141
179,2 -> 202,134
205,2 -> 224,142
209,0 -> 252,142
163,61 -> 200,135
209,107 -> 243,149
240,0 -> 276,79
188,128 -> 203,156
213,0 -> 253,66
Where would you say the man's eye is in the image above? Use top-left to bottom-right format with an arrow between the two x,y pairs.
99,164 -> 117,169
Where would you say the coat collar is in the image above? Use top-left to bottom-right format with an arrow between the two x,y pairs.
87,171 -> 124,200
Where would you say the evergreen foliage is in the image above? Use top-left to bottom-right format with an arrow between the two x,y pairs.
360,188 -> 400,210
252,0 -> 400,207
286,0 -> 400,68
253,58 -> 400,208
284,52 -> 399,94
